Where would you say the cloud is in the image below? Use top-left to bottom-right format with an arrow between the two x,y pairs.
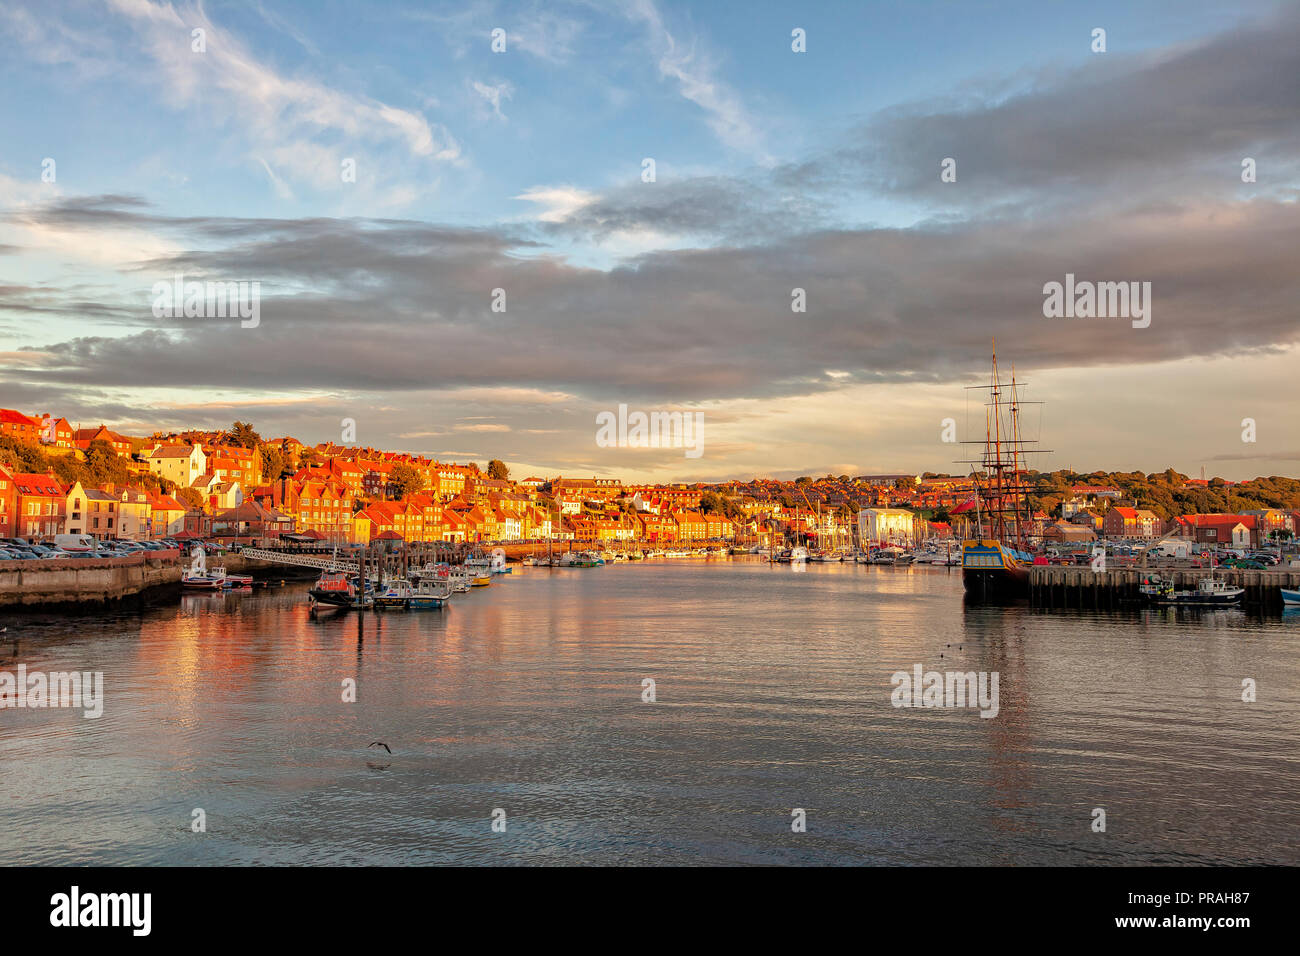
622,0 -> 766,157
4,190 -> 1298,409
513,186 -> 598,223
471,79 -> 514,121
774,4 -> 1300,211
93,0 -> 460,206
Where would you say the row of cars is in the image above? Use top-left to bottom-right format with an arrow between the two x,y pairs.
0,535 -> 185,561
1043,544 -> 1290,570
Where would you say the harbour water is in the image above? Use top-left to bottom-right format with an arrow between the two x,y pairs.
1,558 -> 1296,865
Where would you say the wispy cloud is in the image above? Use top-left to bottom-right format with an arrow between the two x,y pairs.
622,0 -> 766,157
103,0 -> 460,203
471,79 -> 514,121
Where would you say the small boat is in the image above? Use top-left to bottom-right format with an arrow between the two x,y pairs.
775,546 -> 808,564
222,573 -> 254,589
1282,587 -> 1300,606
409,578 -> 452,609
309,570 -> 367,607
1141,575 -> 1245,606
374,581 -> 414,609
470,572 -> 492,587
181,546 -> 225,589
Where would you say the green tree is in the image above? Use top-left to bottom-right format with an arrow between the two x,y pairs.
259,445 -> 288,482
229,421 -> 261,449
389,462 -> 426,499
83,439 -> 130,485
176,486 -> 206,511
487,459 -> 510,481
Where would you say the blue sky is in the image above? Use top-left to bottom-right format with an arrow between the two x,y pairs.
1,0 -> 1297,481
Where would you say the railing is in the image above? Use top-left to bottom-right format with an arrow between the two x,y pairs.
237,548 -> 354,571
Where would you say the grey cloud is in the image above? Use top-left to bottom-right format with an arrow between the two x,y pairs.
5,193 -> 1298,406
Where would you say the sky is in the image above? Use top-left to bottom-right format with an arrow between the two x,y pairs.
0,0 -> 1297,484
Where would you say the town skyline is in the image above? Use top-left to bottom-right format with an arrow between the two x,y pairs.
3,0 -> 1298,484
7,406 -> 1300,489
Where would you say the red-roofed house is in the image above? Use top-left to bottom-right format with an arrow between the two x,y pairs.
0,408 -> 41,444
13,472 -> 65,539
1102,507 -> 1162,540
36,415 -> 75,449
148,492 -> 188,538
1171,514 -> 1257,550
0,462 -> 14,537
75,425 -> 133,456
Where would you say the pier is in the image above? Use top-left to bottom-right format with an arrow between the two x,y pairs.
1028,565 -> 1300,610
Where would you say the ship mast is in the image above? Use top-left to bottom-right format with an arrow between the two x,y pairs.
957,340 -> 1050,549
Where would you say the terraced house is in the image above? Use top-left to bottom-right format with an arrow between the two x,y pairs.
13,472 -> 65,539
1102,507 -> 1163,540
0,408 -> 42,444
0,462 -> 13,538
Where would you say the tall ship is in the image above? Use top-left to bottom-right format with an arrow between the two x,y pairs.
957,345 -> 1050,601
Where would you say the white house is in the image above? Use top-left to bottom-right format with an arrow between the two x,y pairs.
148,443 -> 207,487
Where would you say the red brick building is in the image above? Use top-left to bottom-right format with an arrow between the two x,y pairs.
13,472 -> 65,539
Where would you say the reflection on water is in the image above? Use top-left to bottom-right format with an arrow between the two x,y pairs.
0,559 -> 1296,865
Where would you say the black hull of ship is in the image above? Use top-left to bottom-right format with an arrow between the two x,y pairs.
308,588 -> 354,607
962,566 -> 1030,602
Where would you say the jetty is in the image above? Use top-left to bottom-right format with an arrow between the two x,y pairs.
1028,565 -> 1300,610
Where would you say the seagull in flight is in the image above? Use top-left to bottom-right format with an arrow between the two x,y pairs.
368,741 -> 392,754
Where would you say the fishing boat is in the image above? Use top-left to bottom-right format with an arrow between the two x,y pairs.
958,345 -> 1050,601
775,545 -> 808,564
374,581 -> 414,609
464,551 -> 493,571
1282,587 -> 1300,606
181,547 -> 225,589
222,572 -> 254,589
1141,575 -> 1244,606
409,578 -> 452,609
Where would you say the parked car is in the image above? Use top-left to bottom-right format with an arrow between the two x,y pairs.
1223,558 -> 1266,569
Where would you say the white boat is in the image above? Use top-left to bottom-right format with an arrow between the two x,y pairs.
1281,587 -> 1300,606
412,562 -> 472,593
181,546 -> 225,589
410,578 -> 452,609
374,581 -> 414,609
1140,575 -> 1245,606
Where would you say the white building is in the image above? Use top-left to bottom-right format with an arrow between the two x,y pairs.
858,508 -> 918,546
148,443 -> 207,487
